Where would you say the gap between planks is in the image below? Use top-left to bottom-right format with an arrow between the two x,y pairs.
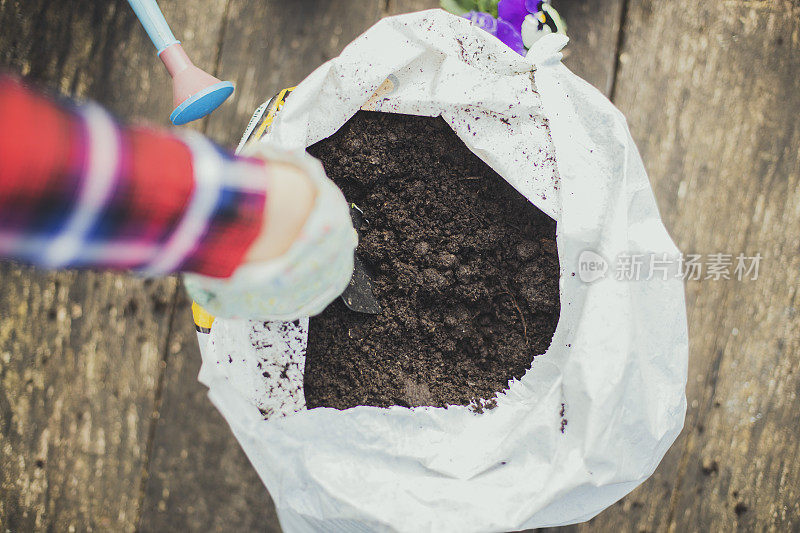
135,278 -> 181,531
608,0 -> 630,101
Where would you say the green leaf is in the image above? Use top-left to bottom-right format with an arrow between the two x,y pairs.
441,0 -> 500,17
440,0 -> 474,15
476,0 -> 500,17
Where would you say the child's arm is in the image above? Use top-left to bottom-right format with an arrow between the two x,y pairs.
0,75 -> 355,320
0,75 -> 270,276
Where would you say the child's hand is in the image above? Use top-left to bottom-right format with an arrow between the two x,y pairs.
242,160 -> 317,265
184,147 -> 357,321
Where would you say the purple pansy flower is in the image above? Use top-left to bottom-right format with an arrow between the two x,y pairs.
495,19 -> 526,55
462,10 -> 526,56
497,0 -> 544,33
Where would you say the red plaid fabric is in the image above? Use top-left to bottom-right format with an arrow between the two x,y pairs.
0,76 -> 267,278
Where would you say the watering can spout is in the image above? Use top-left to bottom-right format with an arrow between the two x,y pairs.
159,43 -> 234,125
126,0 -> 234,125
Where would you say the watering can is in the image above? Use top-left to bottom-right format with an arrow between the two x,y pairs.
126,0 -> 234,125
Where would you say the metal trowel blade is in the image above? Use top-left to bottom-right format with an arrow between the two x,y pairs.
341,256 -> 381,314
340,204 -> 381,314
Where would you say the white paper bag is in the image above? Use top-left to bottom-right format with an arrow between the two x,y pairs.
196,9 -> 688,532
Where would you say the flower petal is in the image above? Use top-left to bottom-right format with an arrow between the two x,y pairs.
462,11 -> 499,35
496,18 -> 527,55
524,0 -> 544,14
522,13 -> 551,48
497,0 -> 527,32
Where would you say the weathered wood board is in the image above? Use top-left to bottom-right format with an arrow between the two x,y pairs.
0,0 -> 226,530
554,0 -> 624,96
3,0 -> 799,531
137,292 -> 279,533
549,1 -> 800,532
138,2 -> 388,531
0,266 -> 177,531
205,0 -> 386,147
386,0 -> 439,14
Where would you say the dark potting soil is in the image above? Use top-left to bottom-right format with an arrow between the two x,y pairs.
304,111 -> 560,411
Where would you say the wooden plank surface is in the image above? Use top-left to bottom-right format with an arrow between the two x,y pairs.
553,1 -> 800,532
555,0 -> 624,96
138,2 -> 387,531
0,0 -> 227,530
0,267 -> 177,532
138,292 -> 279,533
205,0 -> 385,147
386,0 -> 438,14
4,0 -> 799,531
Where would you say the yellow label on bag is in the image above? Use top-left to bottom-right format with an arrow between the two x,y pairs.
236,87 -> 296,154
253,86 -> 295,142
192,301 -> 215,333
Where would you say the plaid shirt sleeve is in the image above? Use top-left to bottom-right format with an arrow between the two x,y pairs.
0,76 -> 267,278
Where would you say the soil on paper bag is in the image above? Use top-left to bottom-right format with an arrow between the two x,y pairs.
304,111 -> 559,411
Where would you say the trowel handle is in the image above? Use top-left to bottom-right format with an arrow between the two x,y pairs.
126,0 -> 180,54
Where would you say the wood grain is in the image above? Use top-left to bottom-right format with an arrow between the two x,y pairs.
138,293 -> 280,533
386,0 -> 439,15
205,0 -> 385,147
0,266 -> 177,532
555,0 -> 624,96
552,1 -> 800,531
138,2 -> 387,531
3,0 -> 798,531
0,0 -> 227,530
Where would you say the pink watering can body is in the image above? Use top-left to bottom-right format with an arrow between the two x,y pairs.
126,0 -> 234,125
